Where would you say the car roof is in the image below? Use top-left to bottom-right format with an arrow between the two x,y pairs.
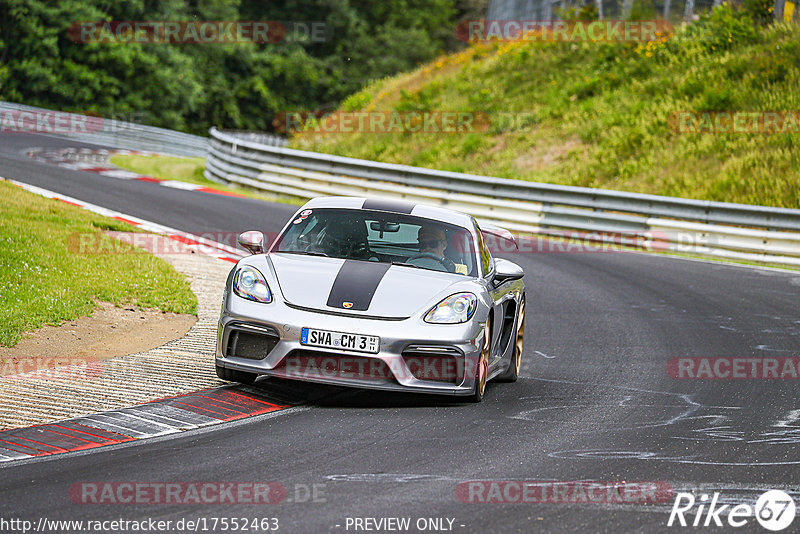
299,197 -> 476,229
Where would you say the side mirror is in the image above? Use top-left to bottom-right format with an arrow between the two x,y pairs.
238,231 -> 265,255
493,258 -> 524,284
481,223 -> 518,250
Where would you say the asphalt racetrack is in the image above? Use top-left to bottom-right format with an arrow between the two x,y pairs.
1,131 -> 799,533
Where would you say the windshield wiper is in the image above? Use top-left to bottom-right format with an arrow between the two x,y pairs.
391,261 -> 425,270
275,250 -> 329,257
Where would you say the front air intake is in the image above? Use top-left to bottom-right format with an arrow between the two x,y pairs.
226,327 -> 280,360
401,345 -> 464,384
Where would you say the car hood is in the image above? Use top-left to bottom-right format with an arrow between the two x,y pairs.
268,253 -> 467,318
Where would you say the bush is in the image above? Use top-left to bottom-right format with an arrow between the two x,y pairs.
743,0 -> 775,25
686,3 -> 761,52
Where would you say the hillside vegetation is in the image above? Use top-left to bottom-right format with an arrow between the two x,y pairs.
292,6 -> 800,208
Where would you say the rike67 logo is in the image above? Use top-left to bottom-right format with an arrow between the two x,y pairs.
668,490 -> 795,531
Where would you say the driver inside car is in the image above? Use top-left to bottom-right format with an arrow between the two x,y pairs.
407,226 -> 456,272
313,217 -> 373,260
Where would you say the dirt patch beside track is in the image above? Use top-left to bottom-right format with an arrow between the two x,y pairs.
0,303 -> 196,376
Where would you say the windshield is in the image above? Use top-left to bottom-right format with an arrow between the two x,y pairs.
273,208 -> 477,276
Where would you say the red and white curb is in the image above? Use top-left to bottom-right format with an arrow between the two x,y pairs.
4,178 -> 245,264
26,147 -> 246,198
0,387 -> 290,463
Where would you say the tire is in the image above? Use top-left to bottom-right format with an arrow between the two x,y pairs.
497,295 -> 525,383
216,363 -> 258,385
468,323 -> 491,402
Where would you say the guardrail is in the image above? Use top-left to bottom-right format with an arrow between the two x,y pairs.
215,130 -> 288,148
205,126 -> 800,267
0,101 -> 210,157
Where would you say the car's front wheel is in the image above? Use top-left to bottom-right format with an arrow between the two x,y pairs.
216,363 -> 258,385
468,323 -> 491,402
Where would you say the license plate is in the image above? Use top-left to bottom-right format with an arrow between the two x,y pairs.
300,327 -> 379,354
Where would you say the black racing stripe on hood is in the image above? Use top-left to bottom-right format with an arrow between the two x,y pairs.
326,260 -> 391,311
361,198 -> 415,214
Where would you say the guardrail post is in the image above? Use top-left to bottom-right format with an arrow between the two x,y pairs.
684,0 -> 695,20
622,0 -> 634,18
773,0 -> 787,20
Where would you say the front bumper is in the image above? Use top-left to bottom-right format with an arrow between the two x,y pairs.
215,292 -> 485,396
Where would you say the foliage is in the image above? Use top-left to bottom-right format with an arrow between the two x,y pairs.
556,4 -> 600,22
0,0 -> 466,133
292,6 -> 800,208
743,0 -> 776,25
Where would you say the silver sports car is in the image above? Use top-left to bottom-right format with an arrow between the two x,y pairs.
215,197 -> 525,401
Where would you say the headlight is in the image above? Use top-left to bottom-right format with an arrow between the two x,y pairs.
233,266 -> 272,303
424,293 -> 477,324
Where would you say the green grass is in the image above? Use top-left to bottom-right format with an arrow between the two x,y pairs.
110,154 -> 208,185
109,154 -> 303,205
291,8 -> 800,209
0,181 -> 197,347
